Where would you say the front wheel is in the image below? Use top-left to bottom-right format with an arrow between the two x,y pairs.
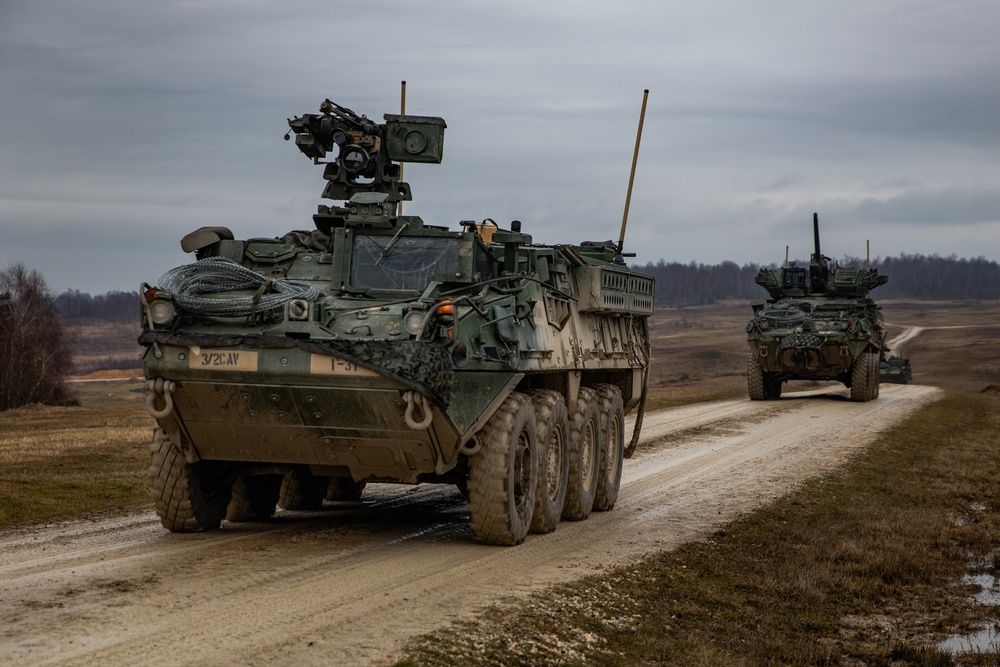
748,353 -> 766,400
468,392 -> 538,545
150,428 -> 231,532
850,350 -> 878,402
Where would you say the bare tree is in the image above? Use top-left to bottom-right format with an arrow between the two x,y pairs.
0,263 -> 73,411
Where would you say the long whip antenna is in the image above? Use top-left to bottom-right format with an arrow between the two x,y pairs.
615,89 -> 649,264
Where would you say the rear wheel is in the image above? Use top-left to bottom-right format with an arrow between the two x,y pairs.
226,474 -> 281,522
593,385 -> 624,512
326,477 -> 367,502
468,392 -> 538,545
765,375 -> 782,399
278,469 -> 329,510
562,387 -> 601,521
150,428 -> 231,532
528,390 -> 569,534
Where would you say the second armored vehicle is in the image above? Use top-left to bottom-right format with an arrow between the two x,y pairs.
880,355 -> 912,384
139,98 -> 654,545
746,214 -> 887,402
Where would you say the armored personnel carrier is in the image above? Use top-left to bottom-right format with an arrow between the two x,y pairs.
746,214 -> 887,402
880,354 -> 912,384
139,98 -> 654,545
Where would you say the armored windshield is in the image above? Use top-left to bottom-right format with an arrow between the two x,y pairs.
350,235 -> 461,291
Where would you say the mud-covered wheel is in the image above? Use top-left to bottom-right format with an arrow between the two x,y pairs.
468,392 -> 538,545
593,384 -> 625,512
748,353 -> 767,400
226,474 -> 281,522
326,477 -> 367,502
850,350 -> 878,402
562,386 -> 601,521
278,469 -> 329,510
528,390 -> 569,534
150,428 -> 231,532
871,353 -> 882,398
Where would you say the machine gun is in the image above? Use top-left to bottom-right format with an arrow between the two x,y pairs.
286,99 -> 446,231
809,212 -> 830,293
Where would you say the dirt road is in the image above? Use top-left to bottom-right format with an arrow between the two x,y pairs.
0,384 -> 939,666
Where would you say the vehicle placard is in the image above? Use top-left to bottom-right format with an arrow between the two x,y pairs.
189,349 -> 259,371
310,354 -> 378,377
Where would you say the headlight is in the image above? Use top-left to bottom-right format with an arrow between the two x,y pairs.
148,299 -> 177,326
403,309 -> 427,336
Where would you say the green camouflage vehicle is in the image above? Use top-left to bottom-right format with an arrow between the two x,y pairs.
746,214 -> 888,402
140,99 -> 654,545
879,355 -> 912,384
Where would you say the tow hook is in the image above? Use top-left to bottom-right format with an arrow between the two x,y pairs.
402,390 -> 433,430
146,378 -> 176,419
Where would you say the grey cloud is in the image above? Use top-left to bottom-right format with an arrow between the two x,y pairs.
3,0 -> 1000,294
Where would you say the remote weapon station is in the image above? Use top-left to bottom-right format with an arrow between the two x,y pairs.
746,213 -> 887,402
140,91 -> 654,545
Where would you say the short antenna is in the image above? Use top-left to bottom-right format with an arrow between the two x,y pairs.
615,89 -> 649,265
784,245 -> 789,269
397,80 -> 407,218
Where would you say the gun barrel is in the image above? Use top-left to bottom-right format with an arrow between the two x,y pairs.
812,212 -> 821,259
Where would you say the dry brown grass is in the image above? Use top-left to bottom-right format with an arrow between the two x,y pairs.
0,403 -> 152,528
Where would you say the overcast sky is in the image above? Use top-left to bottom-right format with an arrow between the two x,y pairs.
2,1 -> 999,295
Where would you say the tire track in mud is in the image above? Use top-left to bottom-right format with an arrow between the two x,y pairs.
0,384 -> 940,667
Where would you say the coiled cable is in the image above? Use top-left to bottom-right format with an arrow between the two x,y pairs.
158,257 -> 319,318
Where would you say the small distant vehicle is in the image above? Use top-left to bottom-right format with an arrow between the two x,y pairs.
746,213 -> 888,402
880,355 -> 912,384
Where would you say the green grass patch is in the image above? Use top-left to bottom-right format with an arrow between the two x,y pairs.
397,390 -> 1000,666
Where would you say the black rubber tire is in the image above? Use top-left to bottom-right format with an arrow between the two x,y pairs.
748,353 -> 766,401
278,469 -> 329,510
850,350 -> 877,402
765,375 -> 782,400
150,428 -> 231,532
528,390 -> 569,534
326,477 -> 367,502
467,392 -> 538,545
226,474 -> 281,522
593,384 -> 625,512
871,353 -> 881,398
562,387 -> 601,521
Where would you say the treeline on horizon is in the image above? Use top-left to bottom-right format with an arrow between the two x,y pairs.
638,253 -> 1000,307
51,253 -> 1000,320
